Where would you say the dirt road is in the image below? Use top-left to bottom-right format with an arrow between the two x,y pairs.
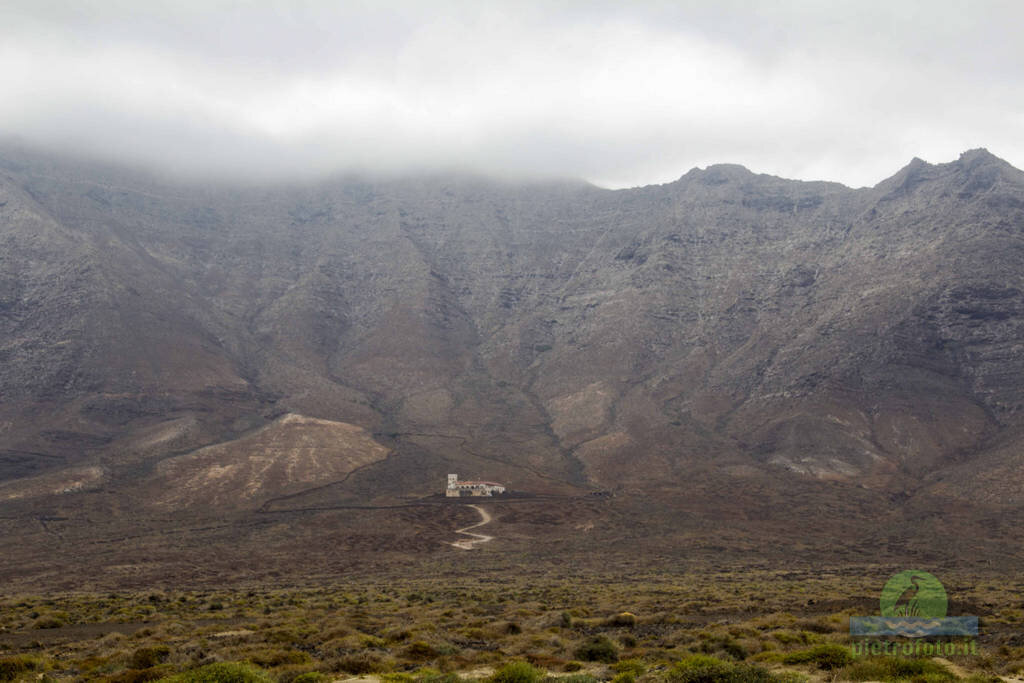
449,504 -> 493,550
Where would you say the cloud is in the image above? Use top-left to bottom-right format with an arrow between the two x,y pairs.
1,1 -> 1022,187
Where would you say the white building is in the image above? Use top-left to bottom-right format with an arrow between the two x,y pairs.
446,473 -> 506,497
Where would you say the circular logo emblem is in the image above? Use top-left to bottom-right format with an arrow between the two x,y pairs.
880,570 -> 947,618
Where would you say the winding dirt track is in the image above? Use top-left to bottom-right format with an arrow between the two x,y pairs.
449,504 -> 493,550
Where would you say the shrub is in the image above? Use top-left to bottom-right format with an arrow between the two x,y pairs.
288,674 -> 326,683
560,675 -> 599,683
417,673 -> 460,683
613,659 -> 646,677
771,631 -> 808,646
156,662 -> 274,683
668,654 -> 776,683
563,661 -> 584,672
781,644 -> 852,670
130,646 -> 172,670
795,618 -> 835,634
360,635 -> 387,648
0,656 -> 42,681
607,613 -> 637,627
32,616 -> 64,629
405,641 -> 439,660
839,657 -> 955,682
380,674 -> 415,683
575,636 -> 619,663
108,668 -> 169,683
249,650 -> 311,667
721,639 -> 748,661
488,661 -> 543,683
387,629 -> 412,642
329,652 -> 386,675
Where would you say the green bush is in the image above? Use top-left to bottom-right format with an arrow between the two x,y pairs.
613,659 -> 646,677
840,657 -> 955,682
289,674 -> 326,683
574,635 -> 619,663
668,654 -> 776,683
488,661 -> 543,683
156,662 -> 274,683
781,643 -> 853,670
417,673 -> 460,683
380,674 -> 415,683
559,675 -> 599,683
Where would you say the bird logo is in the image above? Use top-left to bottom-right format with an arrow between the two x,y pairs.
879,570 -> 948,619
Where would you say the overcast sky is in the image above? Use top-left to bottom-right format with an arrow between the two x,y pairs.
1,1 -> 1022,188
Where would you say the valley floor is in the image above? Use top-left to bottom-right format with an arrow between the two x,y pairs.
1,569 -> 1022,682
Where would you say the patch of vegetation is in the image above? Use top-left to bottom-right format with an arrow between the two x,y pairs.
612,659 -> 646,677
31,616 -> 64,629
606,612 -> 637,627
288,674 -> 326,683
415,672 -> 460,683
249,649 -> 311,667
0,656 -> 44,681
404,641 -> 440,659
489,661 -> 544,683
0,570 -> 1016,682
328,652 -> 388,674
129,646 -> 172,669
574,635 -> 619,663
781,643 -> 853,670
157,662 -> 274,683
558,675 -> 599,683
839,657 -> 956,682
667,654 -> 778,683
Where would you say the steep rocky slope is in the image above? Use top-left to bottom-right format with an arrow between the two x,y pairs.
1,145 -> 1023,581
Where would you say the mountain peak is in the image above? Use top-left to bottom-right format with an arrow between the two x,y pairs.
679,163 -> 754,185
873,156 -> 938,195
955,147 -> 1013,174
874,148 -> 1022,196
958,147 -> 999,163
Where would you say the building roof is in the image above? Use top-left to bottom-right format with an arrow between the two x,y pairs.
452,480 -> 504,487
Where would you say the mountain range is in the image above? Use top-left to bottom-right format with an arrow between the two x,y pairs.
2,144 -> 1023,587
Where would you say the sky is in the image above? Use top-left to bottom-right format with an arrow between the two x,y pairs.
1,0 -> 1022,188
